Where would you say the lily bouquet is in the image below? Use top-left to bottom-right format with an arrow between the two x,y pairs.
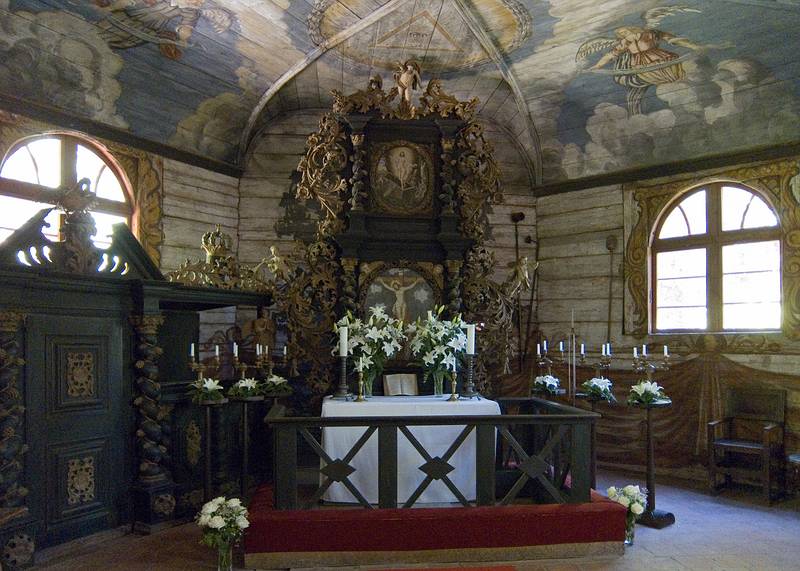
406,306 -> 467,394
627,380 -> 668,406
263,373 -> 292,395
334,305 -> 405,393
196,496 -> 249,570
607,485 -> 647,544
189,378 -> 225,404
533,374 -> 561,395
227,378 -> 262,399
581,377 -> 616,403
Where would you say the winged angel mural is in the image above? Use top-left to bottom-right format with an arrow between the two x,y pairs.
93,0 -> 234,60
576,5 -> 728,116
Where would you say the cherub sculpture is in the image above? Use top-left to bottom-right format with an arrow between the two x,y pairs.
393,60 -> 421,104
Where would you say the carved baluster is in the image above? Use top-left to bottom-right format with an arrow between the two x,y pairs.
445,259 -> 463,316
340,257 -> 358,315
0,310 -> 28,510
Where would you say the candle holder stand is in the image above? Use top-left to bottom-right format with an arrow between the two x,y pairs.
334,356 -> 350,399
460,354 -> 479,399
447,371 -> 459,402
355,370 -> 366,402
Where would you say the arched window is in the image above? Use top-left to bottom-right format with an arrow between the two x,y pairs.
652,182 -> 781,332
0,134 -> 132,249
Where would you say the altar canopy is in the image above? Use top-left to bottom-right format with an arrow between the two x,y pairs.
321,396 -> 501,504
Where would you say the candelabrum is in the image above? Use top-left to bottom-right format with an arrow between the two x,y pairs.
255,352 -> 274,378
632,351 -> 670,380
190,356 -> 220,382
232,354 -> 248,380
579,350 -> 613,379
460,354 -> 479,399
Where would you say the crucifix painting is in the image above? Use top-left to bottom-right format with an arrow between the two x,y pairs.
364,267 -> 435,323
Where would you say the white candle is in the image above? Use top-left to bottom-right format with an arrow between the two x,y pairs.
642,344 -> 647,357
215,345 -> 219,358
338,326 -> 348,357
580,343 -> 585,355
543,340 -> 548,353
265,344 -> 269,356
233,342 -> 238,357
283,346 -> 287,356
256,344 -> 261,356
559,341 -> 564,352
607,343 -> 612,356
189,343 -> 195,358
633,347 -> 638,358
358,357 -> 363,372
601,344 -> 606,356
466,324 -> 476,355
536,343 -> 541,356
664,345 -> 669,357
427,310 -> 433,320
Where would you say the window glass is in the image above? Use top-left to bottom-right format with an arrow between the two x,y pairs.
722,186 -> 777,230
659,190 -> 706,238
1,138 -> 61,188
91,211 -> 128,249
656,248 -> 707,329
0,195 -> 60,243
722,240 -> 781,329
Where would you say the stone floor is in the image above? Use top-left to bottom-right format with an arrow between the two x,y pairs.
31,471 -> 800,571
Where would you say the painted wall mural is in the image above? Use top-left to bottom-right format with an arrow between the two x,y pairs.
0,0 -> 798,181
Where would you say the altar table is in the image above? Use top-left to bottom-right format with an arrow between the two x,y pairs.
321,395 -> 501,504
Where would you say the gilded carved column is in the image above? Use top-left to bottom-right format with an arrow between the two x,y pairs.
439,137 -> 457,213
340,257 -> 359,315
0,310 -> 28,511
445,259 -> 463,316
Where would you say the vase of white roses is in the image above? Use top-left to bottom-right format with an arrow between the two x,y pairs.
196,496 -> 249,571
627,380 -> 669,406
335,305 -> 405,397
581,377 -> 616,403
532,374 -> 561,395
407,306 -> 467,396
227,378 -> 263,401
190,378 -> 228,405
607,485 -> 647,545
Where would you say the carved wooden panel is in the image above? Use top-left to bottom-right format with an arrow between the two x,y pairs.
51,340 -> 107,411
66,352 -> 95,399
48,439 -> 107,524
66,456 -> 95,506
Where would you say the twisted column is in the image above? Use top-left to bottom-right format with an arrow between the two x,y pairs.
130,314 -> 167,483
445,259 -> 463,316
439,137 -> 457,213
349,132 -> 368,210
340,257 -> 359,315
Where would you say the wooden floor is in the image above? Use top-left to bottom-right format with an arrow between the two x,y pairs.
32,470 -> 800,570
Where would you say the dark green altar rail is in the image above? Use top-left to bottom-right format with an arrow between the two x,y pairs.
268,397 -> 598,510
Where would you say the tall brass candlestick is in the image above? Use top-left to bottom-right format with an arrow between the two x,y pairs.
447,371 -> 459,402
355,369 -> 366,402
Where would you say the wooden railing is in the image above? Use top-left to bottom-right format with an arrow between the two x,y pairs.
267,397 -> 598,510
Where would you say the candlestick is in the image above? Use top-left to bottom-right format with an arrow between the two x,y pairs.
338,326 -> 348,357
466,324 -> 476,355
355,369 -> 365,402
447,370 -> 459,402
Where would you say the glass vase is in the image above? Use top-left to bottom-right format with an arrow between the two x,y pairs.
433,371 -> 444,396
217,541 -> 233,571
363,371 -> 375,398
624,514 -> 636,546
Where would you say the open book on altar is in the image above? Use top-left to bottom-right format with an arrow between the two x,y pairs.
383,373 -> 419,396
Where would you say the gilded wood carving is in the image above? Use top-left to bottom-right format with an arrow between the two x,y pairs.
66,352 -> 95,399
66,457 -> 95,506
624,158 -> 800,340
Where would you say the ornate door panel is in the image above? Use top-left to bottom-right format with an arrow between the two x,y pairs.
26,316 -> 129,547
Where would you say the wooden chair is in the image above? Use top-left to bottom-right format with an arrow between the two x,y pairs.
707,388 -> 785,503
383,373 -> 418,396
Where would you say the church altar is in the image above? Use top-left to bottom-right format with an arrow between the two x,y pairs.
321,395 -> 501,504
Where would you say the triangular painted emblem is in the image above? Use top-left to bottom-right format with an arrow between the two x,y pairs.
376,10 -> 463,52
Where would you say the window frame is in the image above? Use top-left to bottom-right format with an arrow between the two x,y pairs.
0,133 -> 133,225
650,181 -> 782,333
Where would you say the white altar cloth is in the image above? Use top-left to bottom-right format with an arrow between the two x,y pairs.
321,395 -> 501,504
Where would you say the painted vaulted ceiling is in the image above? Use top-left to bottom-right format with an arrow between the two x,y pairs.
1,0 -> 799,187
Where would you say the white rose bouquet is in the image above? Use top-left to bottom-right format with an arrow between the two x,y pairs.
581,377 -> 616,403
227,377 -> 262,399
196,496 -> 249,568
189,378 -> 225,404
406,306 -> 467,394
533,374 -> 561,395
263,373 -> 292,396
334,305 -> 406,394
607,484 -> 647,544
627,380 -> 668,406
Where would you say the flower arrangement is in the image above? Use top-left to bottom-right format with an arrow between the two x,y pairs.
533,374 -> 561,394
227,378 -> 262,399
607,485 -> 647,544
189,378 -> 225,404
406,306 -> 467,394
627,380 -> 668,406
334,305 -> 405,394
196,496 -> 249,570
263,373 -> 292,395
581,377 -> 616,403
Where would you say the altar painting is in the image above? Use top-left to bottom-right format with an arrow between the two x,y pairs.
369,142 -> 434,216
364,268 -> 435,324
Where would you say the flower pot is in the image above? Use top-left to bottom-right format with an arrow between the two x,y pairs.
624,514 -> 636,546
433,373 -> 444,396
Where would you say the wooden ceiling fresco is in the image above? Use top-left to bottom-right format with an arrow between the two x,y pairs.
1,0 -> 799,185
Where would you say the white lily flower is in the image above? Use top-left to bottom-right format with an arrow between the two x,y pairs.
202,378 -> 222,392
